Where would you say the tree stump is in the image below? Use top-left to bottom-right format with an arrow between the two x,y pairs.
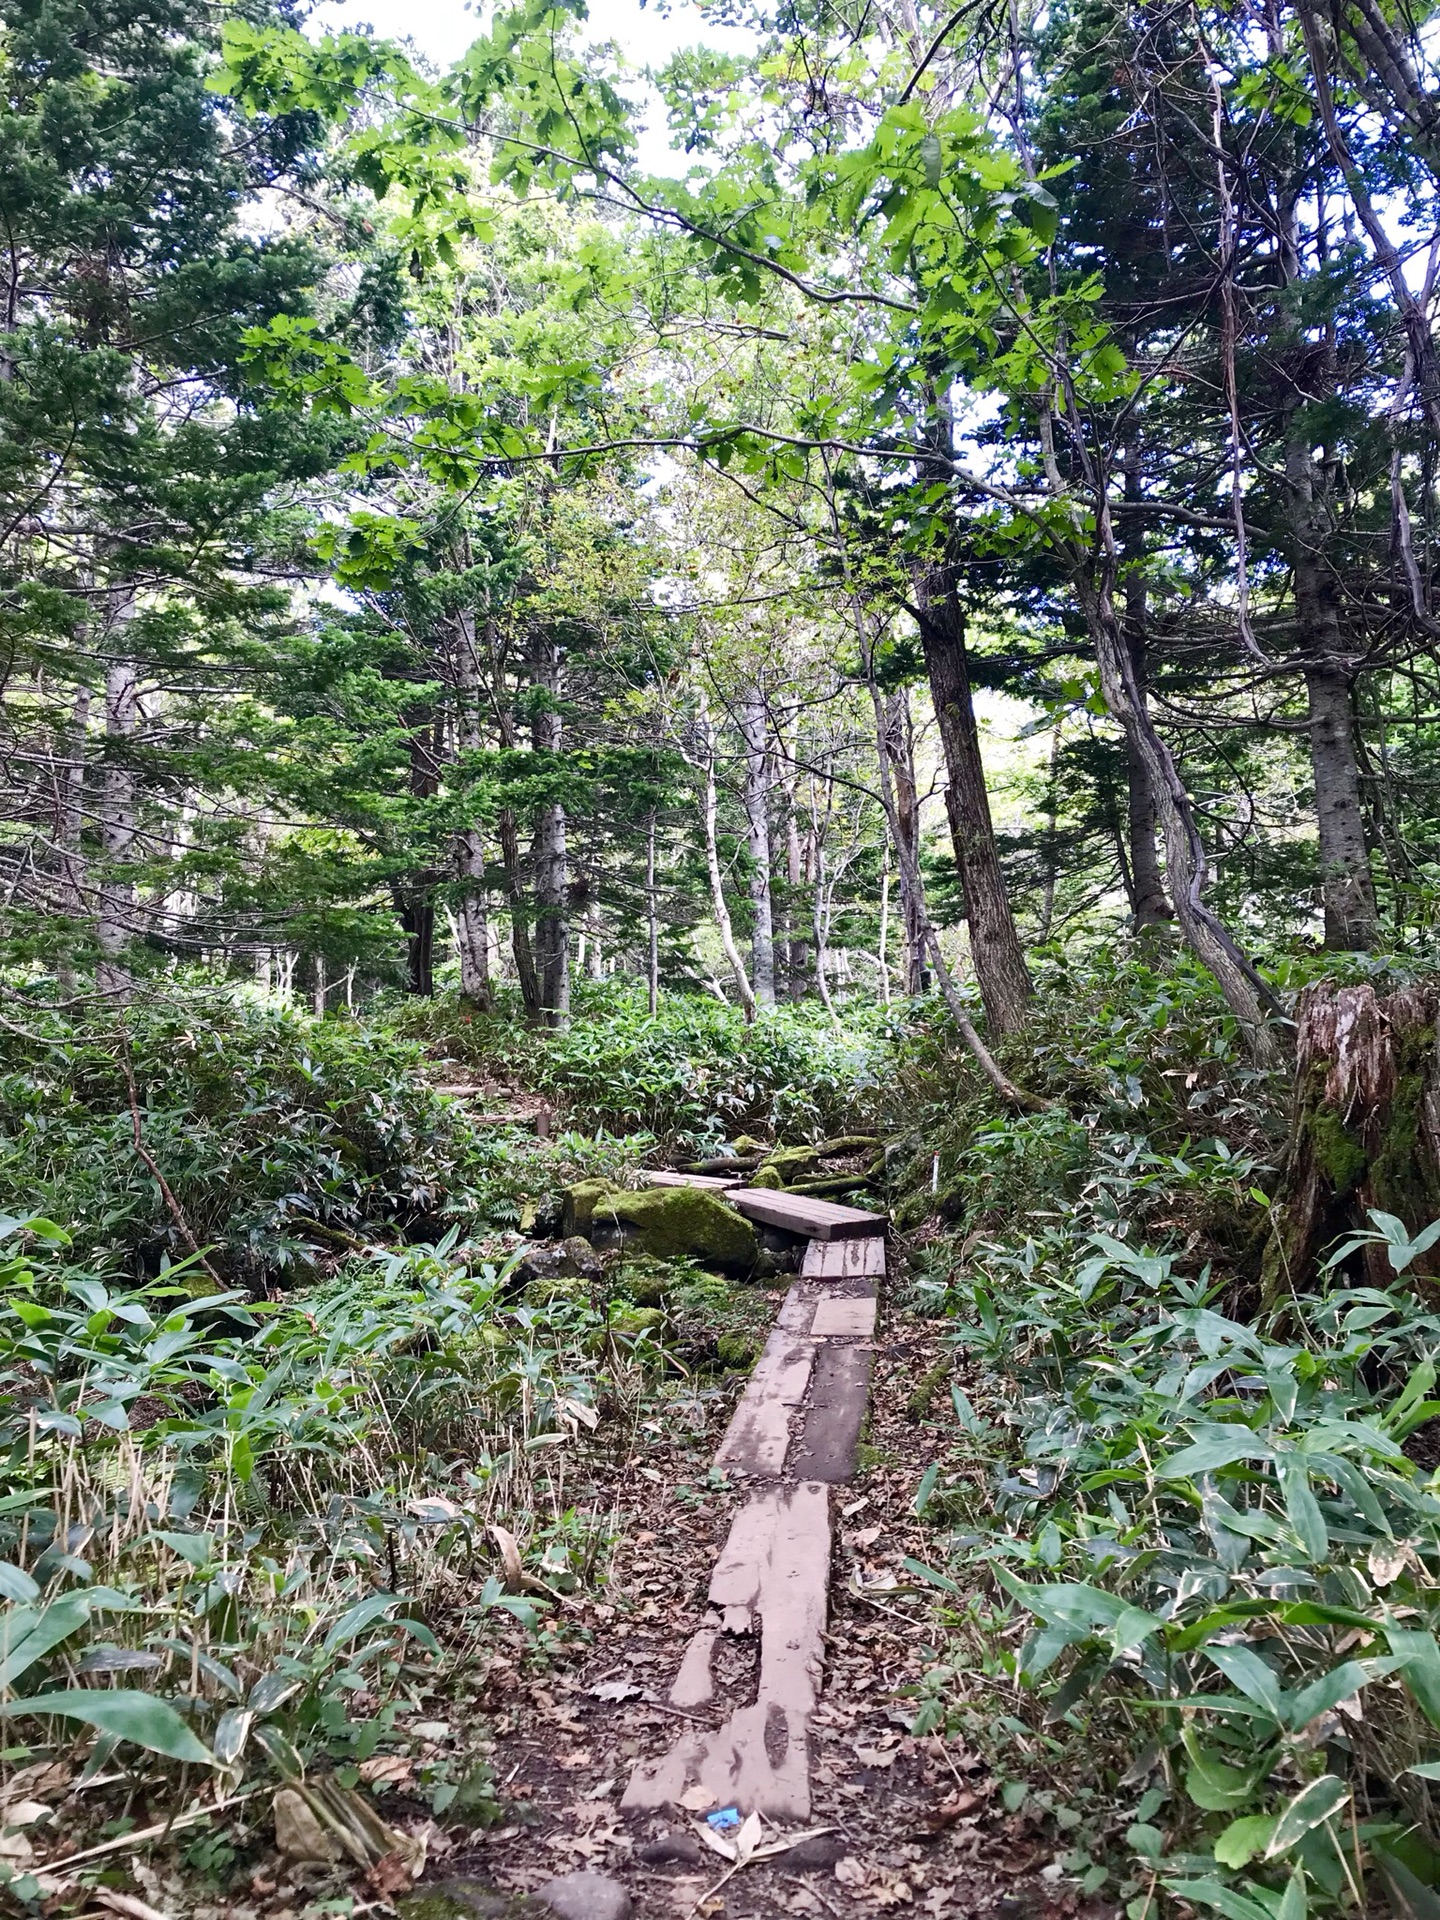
1264,979 -> 1440,1298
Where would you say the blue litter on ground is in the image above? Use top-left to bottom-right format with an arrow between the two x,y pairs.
706,1807 -> 741,1830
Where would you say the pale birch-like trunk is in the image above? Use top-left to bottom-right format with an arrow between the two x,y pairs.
696,706 -> 755,1020
738,687 -> 775,1006
531,638 -> 569,1028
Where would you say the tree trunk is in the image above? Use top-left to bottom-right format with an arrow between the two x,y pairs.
1263,979 -> 1440,1299
914,564 -> 1033,1034
696,705 -> 755,1020
784,804 -> 807,1000
452,612 -> 493,1011
96,590 -> 139,999
1075,571 -> 1282,1059
498,807 -> 541,1015
645,809 -> 660,1017
1120,441 -> 1173,934
397,891 -> 435,997
1287,449 -> 1379,950
531,639 -> 569,1029
738,688 -> 776,1007
398,711 -> 439,998
1304,664 -> 1378,951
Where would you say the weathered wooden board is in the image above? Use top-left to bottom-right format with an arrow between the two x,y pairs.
810,1294 -> 877,1337
624,1482 -> 830,1818
730,1189 -> 885,1241
713,1329 -> 815,1478
802,1235 -> 886,1277
643,1170 -> 744,1191
789,1346 -> 872,1483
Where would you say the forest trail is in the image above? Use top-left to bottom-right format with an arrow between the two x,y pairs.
414,1194 -> 1048,1920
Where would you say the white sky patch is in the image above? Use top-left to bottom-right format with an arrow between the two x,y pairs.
303,0 -> 758,174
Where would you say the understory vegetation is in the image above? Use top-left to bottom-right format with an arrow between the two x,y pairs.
8,0 -> 1440,1911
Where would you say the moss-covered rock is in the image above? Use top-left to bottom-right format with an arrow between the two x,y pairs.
523,1273 -> 592,1309
608,1304 -> 665,1339
563,1178 -> 621,1237
613,1253 -> 683,1306
747,1164 -> 784,1190
595,1186 -> 757,1275
716,1330 -> 760,1369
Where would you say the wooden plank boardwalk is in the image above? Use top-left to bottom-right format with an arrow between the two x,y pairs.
621,1180 -> 885,1821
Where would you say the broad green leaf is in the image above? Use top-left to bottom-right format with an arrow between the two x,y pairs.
1278,1461 -> 1328,1564
322,1591 -> 401,1652
1265,1775 -> 1350,1856
0,1564 -> 39,1604
1214,1813 -> 1277,1868
0,1594 -> 91,1688
1112,1605 -> 1164,1656
1159,1429 -> 1270,1479
213,1707 -> 254,1765
1387,1627 -> 1440,1727
913,1464 -> 940,1517
1204,1644 -> 1283,1719
1278,1867 -> 1308,1920
151,1532 -> 215,1569
1287,1655 -> 1404,1731
1,1690 -> 213,1764
1162,1878 -> 1273,1920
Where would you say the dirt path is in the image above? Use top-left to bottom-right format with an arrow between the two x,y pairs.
411,1225 -> 1054,1920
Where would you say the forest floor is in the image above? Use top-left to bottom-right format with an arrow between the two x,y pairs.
394,1255 -> 1071,1920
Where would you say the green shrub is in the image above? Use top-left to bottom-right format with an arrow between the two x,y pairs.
402,981 -> 890,1146
910,1196 -> 1440,1917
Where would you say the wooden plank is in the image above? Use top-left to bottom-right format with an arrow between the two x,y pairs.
643,1170 -> 743,1191
730,1189 -> 885,1241
802,1235 -> 886,1277
789,1347 -> 871,1483
810,1294 -> 877,1337
714,1330 -> 815,1478
624,1483 -> 830,1819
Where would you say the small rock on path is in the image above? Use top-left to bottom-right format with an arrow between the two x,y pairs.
536,1871 -> 634,1920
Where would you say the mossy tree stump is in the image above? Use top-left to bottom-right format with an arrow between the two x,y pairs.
1264,980 -> 1440,1298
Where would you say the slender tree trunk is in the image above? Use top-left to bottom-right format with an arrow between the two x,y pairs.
1120,447 -> 1173,932
1075,571 -> 1283,1057
864,655 -> 927,996
914,562 -> 1033,1033
738,688 -> 776,1006
1275,168 -> 1379,952
1285,431 -> 1379,948
397,714 -> 439,997
696,706 -> 755,1020
452,612 -> 493,1010
396,891 -> 435,996
531,639 -> 569,1028
498,807 -> 541,1014
581,894 -> 603,980
876,842 -> 892,1006
645,809 -> 660,1017
1303,665 -> 1377,949
96,590 -> 139,999
784,804 -> 807,1000
312,954 -> 327,1019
